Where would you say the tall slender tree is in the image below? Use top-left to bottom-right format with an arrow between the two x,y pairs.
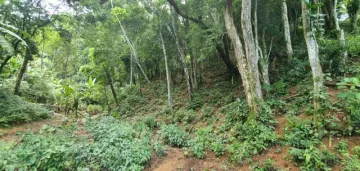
301,0 -> 324,110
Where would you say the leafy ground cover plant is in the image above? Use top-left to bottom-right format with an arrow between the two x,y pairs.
289,145 -> 338,171
158,124 -> 191,147
0,116 -> 153,171
0,90 -> 51,126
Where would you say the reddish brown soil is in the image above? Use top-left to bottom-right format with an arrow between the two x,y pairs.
0,114 -> 63,143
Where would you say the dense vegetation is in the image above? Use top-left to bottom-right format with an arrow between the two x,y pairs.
1,0 -> 360,170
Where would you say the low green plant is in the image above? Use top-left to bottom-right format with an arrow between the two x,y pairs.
174,109 -> 197,124
337,77 -> 360,134
0,90 -> 51,126
342,156 -> 360,171
334,140 -> 348,155
159,124 -> 190,147
289,145 -> 338,171
153,140 -> 167,157
250,159 -> 280,171
200,105 -> 215,119
143,116 -> 159,130
353,146 -> 360,158
284,118 -> 322,149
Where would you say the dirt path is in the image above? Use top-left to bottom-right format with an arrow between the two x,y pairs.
0,113 -> 64,143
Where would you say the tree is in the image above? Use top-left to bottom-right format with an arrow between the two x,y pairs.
224,0 -> 263,120
159,24 -> 174,113
301,0 -> 324,110
282,0 -> 294,59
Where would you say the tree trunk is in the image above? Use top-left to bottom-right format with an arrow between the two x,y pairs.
302,0 -> 324,110
103,65 -> 119,106
241,0 -> 263,100
254,0 -> 270,86
166,0 -> 237,74
325,0 -> 336,30
111,0 -> 150,83
282,0 -> 294,59
224,0 -> 262,120
14,50 -> 31,95
130,53 -> 134,85
332,0 -> 348,62
171,6 -> 192,100
159,26 -> 174,114
0,55 -> 12,73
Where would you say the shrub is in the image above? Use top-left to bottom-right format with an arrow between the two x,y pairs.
353,146 -> 360,158
250,159 -> 280,171
200,105 -> 215,119
143,116 -> 159,130
152,140 -> 166,157
334,140 -> 348,155
289,145 -> 338,171
0,90 -> 51,126
229,121 -> 277,164
174,109 -> 197,124
187,92 -> 204,110
343,156 -> 360,171
284,119 -> 322,149
189,126 -> 227,158
159,124 -> 190,147
86,104 -> 103,114
221,99 -> 249,124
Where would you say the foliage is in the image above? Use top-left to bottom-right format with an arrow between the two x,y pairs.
334,140 -> 348,155
200,105 -> 215,119
342,156 -> 360,171
0,117 -> 152,170
189,126 -> 227,158
229,121 -> 277,164
250,159 -> 280,171
173,109 -> 197,124
289,145 -> 338,171
284,118 -> 322,149
337,77 -> 360,133
0,90 -> 51,126
158,124 -> 191,147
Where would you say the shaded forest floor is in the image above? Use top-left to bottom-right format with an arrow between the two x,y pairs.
2,61 -> 360,170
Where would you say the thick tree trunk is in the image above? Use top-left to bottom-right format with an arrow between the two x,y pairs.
159,27 -> 174,114
241,0 -> 263,100
302,1 -> 324,110
282,0 -> 294,59
171,7 -> 192,100
224,0 -> 262,120
14,50 -> 31,95
325,0 -> 336,30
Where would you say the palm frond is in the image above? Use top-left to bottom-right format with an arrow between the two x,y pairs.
0,27 -> 28,47
0,34 -> 14,55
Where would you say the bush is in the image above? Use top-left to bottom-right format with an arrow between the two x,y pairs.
174,109 -> 197,124
334,140 -> 348,155
86,104 -> 103,114
189,126 -> 227,158
289,145 -> 338,171
343,156 -> 360,171
250,159 -> 280,171
200,105 -> 215,119
159,124 -> 190,147
284,119 -> 322,149
229,121 -> 277,164
0,90 -> 51,126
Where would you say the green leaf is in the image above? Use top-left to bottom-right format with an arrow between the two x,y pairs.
356,93 -> 360,100
0,27 -> 28,47
0,34 -> 14,55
